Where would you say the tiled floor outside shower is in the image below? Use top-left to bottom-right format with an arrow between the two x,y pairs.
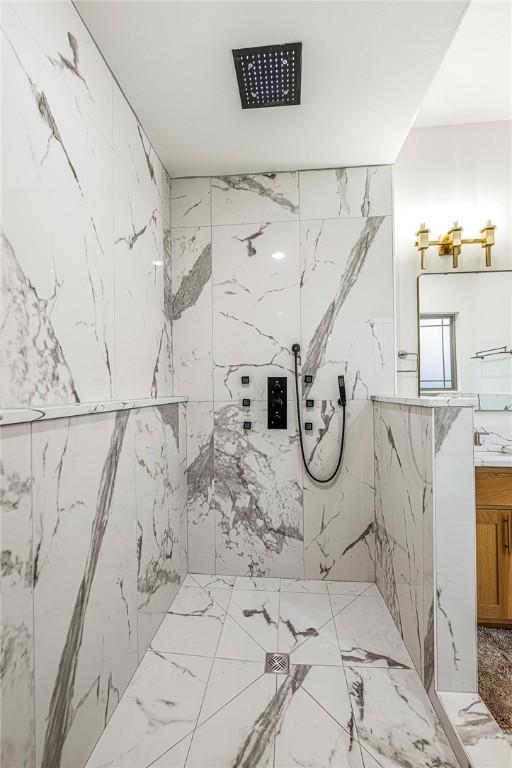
85,575 -> 458,767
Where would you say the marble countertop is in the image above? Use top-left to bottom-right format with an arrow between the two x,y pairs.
474,451 -> 512,468
371,395 -> 478,408
0,395 -> 188,426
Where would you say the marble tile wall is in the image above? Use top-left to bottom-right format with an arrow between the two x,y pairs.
374,400 -> 477,700
172,166 -> 394,579
1,0 -> 172,408
1,404 -> 187,768
0,3 -> 186,767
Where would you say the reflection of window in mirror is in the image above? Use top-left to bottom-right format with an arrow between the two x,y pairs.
419,314 -> 457,391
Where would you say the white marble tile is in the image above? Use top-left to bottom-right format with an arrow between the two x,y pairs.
434,406 -> 477,693
329,594 -> 361,617
150,734 -> 192,768
162,168 -> 172,224
374,402 -> 433,678
171,227 -> 213,401
0,424 -> 35,768
1,3 -> 115,407
9,0 -> 113,145
113,156 -> 166,399
227,589 -> 279,651
171,177 -> 211,227
300,215 -> 394,402
112,82 -> 162,210
186,573 -> 236,590
214,402 -> 303,578
334,595 -> 413,669
346,668 -> 458,768
211,171 -> 299,225
438,691 -> 512,768
185,672 -> 277,767
215,615 -> 267,662
327,581 -> 374,596
151,587 -> 227,657
278,593 -> 333,653
85,651 -> 212,768
212,221 -> 300,401
137,612 -> 166,662
288,620 -> 343,666
32,411 -> 138,768
299,166 -> 392,220
234,576 -> 281,592
186,403 -> 215,574
197,658 -> 264,725
274,665 -> 364,768
304,400 -> 376,581
280,578 -> 328,593
134,405 -> 186,613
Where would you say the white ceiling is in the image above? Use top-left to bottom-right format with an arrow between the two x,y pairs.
76,0 -> 468,177
415,0 -> 512,127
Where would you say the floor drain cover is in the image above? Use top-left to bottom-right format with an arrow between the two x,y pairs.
265,652 -> 290,674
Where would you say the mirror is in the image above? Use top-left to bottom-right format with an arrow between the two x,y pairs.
417,271 -> 512,410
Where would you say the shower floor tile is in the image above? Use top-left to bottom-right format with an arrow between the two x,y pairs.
84,575 -> 459,768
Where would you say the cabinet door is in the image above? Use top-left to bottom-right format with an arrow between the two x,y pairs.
476,507 -> 512,623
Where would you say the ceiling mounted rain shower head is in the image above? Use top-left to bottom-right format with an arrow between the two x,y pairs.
232,42 -> 302,109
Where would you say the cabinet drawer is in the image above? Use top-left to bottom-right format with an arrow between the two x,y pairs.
476,467 -> 512,507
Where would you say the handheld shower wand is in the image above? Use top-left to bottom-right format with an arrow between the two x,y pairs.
292,343 -> 346,484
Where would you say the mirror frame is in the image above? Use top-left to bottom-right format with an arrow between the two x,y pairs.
416,269 -> 512,401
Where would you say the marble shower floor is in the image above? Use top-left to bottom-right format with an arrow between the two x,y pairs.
85,575 -> 458,768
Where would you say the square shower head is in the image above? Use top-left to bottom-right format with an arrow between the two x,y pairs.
232,42 -> 302,109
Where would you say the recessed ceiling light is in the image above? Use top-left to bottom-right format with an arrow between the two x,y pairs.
232,43 -> 302,110
272,251 -> 286,260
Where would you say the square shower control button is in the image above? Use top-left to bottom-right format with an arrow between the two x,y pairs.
242,398 -> 251,407
304,422 -> 313,431
243,421 -> 252,430
304,375 -> 313,384
306,399 -> 314,408
241,375 -> 250,385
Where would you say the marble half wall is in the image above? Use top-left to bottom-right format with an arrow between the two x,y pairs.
171,167 -> 395,579
374,398 -> 477,697
1,403 -> 187,768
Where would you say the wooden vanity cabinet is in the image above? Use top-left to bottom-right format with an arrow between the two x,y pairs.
476,467 -> 512,624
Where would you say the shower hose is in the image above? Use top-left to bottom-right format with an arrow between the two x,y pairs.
292,344 -> 346,484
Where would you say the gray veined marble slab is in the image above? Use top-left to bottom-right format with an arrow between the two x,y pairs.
300,216 -> 394,402
151,586 -> 228,657
278,592 -> 333,653
346,667 -> 459,768
374,401 -> 433,679
211,171 -> 299,225
334,594 -> 413,669
303,399 -> 376,582
171,226 -> 213,401
186,402 -> 215,573
84,651 -> 212,768
170,177 -> 211,227
32,410 -> 139,768
134,404 -> 187,613
1,3 -> 115,407
299,165 -> 392,220
0,396 -> 187,426
437,691 -> 512,768
227,589 -> 279,651
213,401 -> 303,578
0,424 -> 35,768
212,220 -> 300,402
